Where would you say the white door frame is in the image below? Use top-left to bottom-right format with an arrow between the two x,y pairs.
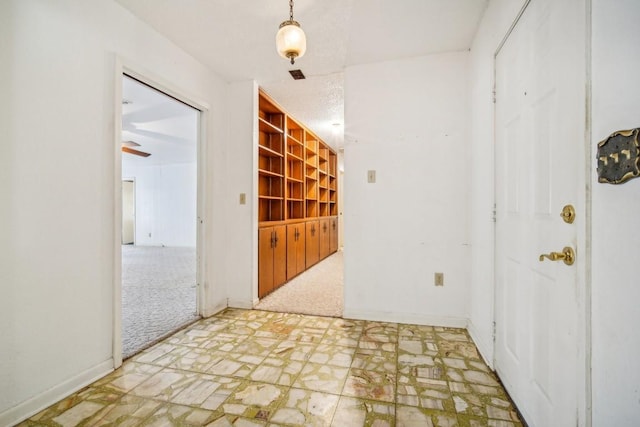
491,0 -> 592,424
121,178 -> 136,245
113,57 -> 210,368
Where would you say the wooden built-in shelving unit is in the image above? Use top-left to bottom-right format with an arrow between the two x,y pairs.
258,89 -> 339,298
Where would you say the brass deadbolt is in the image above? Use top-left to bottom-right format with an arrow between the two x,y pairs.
560,204 -> 576,224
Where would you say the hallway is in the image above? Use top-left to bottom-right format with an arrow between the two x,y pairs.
21,308 -> 522,426
255,250 -> 343,318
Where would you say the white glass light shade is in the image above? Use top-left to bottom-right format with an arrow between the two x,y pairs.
276,21 -> 306,63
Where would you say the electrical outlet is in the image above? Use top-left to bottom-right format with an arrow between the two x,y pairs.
435,272 -> 444,286
367,170 -> 376,183
239,193 -> 246,205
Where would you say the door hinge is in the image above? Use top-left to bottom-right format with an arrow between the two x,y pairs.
492,203 -> 497,222
492,321 -> 497,342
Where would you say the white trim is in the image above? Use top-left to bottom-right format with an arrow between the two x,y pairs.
195,92 -> 208,319
113,57 -> 124,369
201,301 -> 228,318
202,304 -> 228,318
583,1 -> 593,425
343,310 -> 468,328
467,321 -> 494,369
0,360 -> 113,427
113,55 -> 211,367
121,178 -> 136,245
251,81 -> 260,305
494,0 -> 532,57
202,304 -> 227,318
228,298 -> 255,310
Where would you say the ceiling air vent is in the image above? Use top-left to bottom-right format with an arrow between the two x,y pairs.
289,69 -> 306,80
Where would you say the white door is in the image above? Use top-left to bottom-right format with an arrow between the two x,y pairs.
494,0 -> 586,425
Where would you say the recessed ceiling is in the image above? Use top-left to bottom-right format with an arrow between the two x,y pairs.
115,0 -> 488,149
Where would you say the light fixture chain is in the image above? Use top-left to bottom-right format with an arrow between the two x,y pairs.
289,0 -> 294,21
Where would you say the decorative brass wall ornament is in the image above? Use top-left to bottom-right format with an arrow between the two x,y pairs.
597,128 -> 640,184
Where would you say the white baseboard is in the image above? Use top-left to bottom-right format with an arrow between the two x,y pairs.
467,321 -> 494,369
343,309 -> 468,329
0,359 -> 114,427
202,301 -> 228,317
227,299 -> 253,310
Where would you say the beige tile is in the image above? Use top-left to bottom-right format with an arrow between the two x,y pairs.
248,356 -> 304,386
206,414 -> 267,426
94,362 -> 162,393
28,387 -> 122,424
308,344 -> 356,367
332,396 -> 395,427
142,402 -> 218,426
270,388 -> 339,425
26,309 -> 524,427
269,340 -> 316,362
221,382 -> 287,421
343,369 -> 395,402
352,349 -> 397,373
292,362 -> 349,394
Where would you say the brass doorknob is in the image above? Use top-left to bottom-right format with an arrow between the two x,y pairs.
539,246 -> 575,266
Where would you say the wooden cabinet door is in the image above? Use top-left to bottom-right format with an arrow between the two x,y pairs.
273,225 -> 287,290
319,218 -> 331,260
286,225 -> 298,280
287,223 -> 307,280
295,224 -> 306,275
258,227 -> 274,298
305,220 -> 319,268
330,216 -> 338,253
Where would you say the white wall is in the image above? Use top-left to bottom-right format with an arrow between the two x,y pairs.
225,80 -> 259,308
467,0 -> 526,365
343,52 -> 470,326
0,1 -> 230,424
122,163 -> 197,247
591,0 -> 640,423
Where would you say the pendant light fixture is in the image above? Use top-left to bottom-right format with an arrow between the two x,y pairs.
276,0 -> 306,65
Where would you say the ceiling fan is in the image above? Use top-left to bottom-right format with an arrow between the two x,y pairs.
121,140 -> 151,157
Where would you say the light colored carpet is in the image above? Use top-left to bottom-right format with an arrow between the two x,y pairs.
121,245 -> 199,359
255,250 -> 344,317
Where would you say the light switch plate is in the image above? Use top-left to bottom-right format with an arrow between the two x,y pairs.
435,272 -> 444,286
367,170 -> 376,183
239,193 -> 246,204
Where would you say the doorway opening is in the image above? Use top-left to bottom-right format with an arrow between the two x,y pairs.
254,150 -> 345,318
120,74 -> 201,358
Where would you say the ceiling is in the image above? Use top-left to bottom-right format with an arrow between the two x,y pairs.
122,75 -> 198,168
115,0 -> 488,150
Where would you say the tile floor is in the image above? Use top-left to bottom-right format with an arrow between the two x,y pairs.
20,309 -> 523,426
